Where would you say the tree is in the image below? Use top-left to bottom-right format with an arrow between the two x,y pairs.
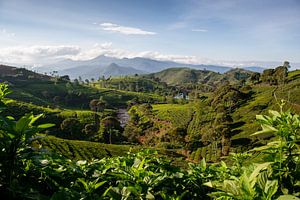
60,75 -> 70,81
213,110 -> 233,157
78,76 -> 83,83
83,123 -> 97,139
261,69 -> 275,85
274,65 -> 288,85
53,95 -> 61,104
283,61 -> 291,69
211,84 -> 245,112
99,116 -> 123,144
60,118 -> 82,138
250,72 -> 260,84
73,78 -> 79,86
89,98 -> 107,130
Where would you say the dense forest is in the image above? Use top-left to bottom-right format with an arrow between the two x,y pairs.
0,62 -> 300,199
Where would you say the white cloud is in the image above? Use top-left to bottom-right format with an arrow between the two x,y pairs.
100,22 -> 156,35
1,43 -> 298,69
192,29 -> 208,32
133,51 -> 207,64
0,45 -> 80,65
0,43 -> 209,65
69,43 -> 211,65
0,28 -> 15,37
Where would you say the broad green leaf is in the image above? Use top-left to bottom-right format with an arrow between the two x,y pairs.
269,110 -> 281,118
249,162 -> 272,182
37,123 -> 55,129
256,115 -> 267,121
257,170 -> 268,190
199,158 -> 206,170
29,114 -> 43,125
138,158 -> 146,170
77,178 -> 88,191
251,124 -> 278,137
203,181 -> 213,187
277,195 -> 300,200
7,133 -> 15,139
146,191 -> 155,199
265,180 -> 278,199
15,115 -> 31,132
94,181 -> 106,190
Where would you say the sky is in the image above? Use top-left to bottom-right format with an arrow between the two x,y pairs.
0,0 -> 300,68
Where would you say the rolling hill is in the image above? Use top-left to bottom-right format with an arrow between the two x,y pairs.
60,62 -> 145,79
146,67 -> 255,85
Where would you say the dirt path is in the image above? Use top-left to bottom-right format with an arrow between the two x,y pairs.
117,109 -> 130,127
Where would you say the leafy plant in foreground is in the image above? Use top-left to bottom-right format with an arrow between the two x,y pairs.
251,100 -> 300,196
0,83 -> 54,198
206,101 -> 300,199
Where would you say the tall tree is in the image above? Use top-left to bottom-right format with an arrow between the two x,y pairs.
213,107 -> 233,157
89,98 -> 107,131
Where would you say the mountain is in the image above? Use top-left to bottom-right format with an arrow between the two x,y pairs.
60,63 -> 145,79
34,55 -> 270,79
90,63 -> 145,78
242,66 -> 265,73
146,67 -> 255,85
34,55 -> 233,78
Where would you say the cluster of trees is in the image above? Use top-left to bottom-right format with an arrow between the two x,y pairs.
58,98 -> 124,144
260,61 -> 290,85
123,103 -> 154,144
97,76 -> 179,96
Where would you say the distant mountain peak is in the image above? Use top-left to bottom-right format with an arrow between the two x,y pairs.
107,63 -> 120,67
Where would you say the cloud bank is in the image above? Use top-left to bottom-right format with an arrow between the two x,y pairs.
0,43 -> 298,69
0,45 -> 80,65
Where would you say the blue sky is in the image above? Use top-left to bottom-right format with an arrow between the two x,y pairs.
0,0 -> 299,67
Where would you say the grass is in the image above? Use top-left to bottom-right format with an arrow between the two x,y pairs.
34,135 -> 186,165
35,135 -> 138,160
152,104 -> 195,128
93,86 -> 164,106
4,75 -> 164,109
231,71 -> 300,139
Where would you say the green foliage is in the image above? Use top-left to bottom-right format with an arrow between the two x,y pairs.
0,83 -> 54,197
0,83 -> 11,110
97,116 -> 123,144
36,135 -> 135,160
2,68 -> 300,199
60,118 -> 82,138
153,104 -> 194,128
251,101 -> 300,196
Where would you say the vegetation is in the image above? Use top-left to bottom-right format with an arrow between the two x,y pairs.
1,61 -> 300,199
1,85 -> 300,199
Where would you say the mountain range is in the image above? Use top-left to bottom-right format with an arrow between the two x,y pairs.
34,55 -> 266,79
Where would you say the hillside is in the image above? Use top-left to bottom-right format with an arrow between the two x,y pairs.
146,67 -> 255,86
1,65 -> 300,199
0,65 -> 164,108
0,64 -> 50,80
60,62 -> 145,79
124,69 -> 300,160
